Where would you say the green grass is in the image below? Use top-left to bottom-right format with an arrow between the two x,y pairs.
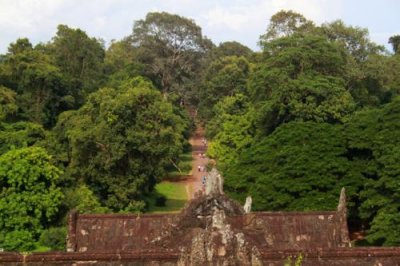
32,245 -> 51,252
147,181 -> 188,213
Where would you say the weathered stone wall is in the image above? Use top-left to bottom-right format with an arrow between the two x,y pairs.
68,210 -> 348,252
68,212 -> 181,252
0,251 -> 179,266
258,248 -> 400,265
228,211 -> 349,249
2,248 -> 400,265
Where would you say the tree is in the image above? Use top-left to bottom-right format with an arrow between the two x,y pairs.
345,97 -> 400,246
104,38 -> 144,88
0,38 -> 67,126
224,121 -> 364,212
206,94 -> 255,170
130,12 -> 211,97
250,34 -> 355,134
50,25 -> 105,99
389,35 -> 400,54
53,78 -> 188,210
348,54 -> 399,107
7,38 -> 33,55
199,56 -> 251,119
259,10 -> 315,44
319,20 -> 383,62
0,147 -> 63,251
212,41 -> 253,59
0,121 -> 45,155
0,86 -> 18,121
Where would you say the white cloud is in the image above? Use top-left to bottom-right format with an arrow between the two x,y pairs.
0,0 -> 65,32
0,0 -> 396,53
202,0 -> 343,33
205,7 -> 249,31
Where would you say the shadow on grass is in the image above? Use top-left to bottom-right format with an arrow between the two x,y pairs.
146,181 -> 188,213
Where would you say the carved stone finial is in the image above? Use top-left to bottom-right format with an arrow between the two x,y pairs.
66,209 -> 79,252
337,187 -> 351,247
205,168 -> 224,196
337,187 -> 347,213
243,196 -> 252,213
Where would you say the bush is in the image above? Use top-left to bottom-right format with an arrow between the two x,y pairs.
155,195 -> 167,207
39,227 -> 66,251
1,230 -> 36,251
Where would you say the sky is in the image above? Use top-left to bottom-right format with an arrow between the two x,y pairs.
0,0 -> 399,53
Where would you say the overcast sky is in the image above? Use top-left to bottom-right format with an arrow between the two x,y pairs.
0,0 -> 398,54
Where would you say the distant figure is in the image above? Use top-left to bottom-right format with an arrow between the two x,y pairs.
197,165 -> 201,172
202,175 -> 206,186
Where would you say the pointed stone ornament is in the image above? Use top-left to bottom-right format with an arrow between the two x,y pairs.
205,168 -> 224,196
243,196 -> 252,213
337,187 -> 347,214
337,187 -> 351,247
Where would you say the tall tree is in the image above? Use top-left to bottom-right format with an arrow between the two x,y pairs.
53,78 -> 188,211
1,38 -> 66,126
49,25 -> 105,100
130,12 -> 212,98
104,38 -> 145,88
0,86 -> 18,122
389,35 -> 400,54
212,41 -> 253,59
225,121 -> 364,212
345,97 -> 400,246
259,10 -> 315,44
250,34 -> 355,134
199,56 -> 251,119
320,20 -> 383,62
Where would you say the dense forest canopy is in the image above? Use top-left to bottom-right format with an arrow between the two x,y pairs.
0,10 -> 399,251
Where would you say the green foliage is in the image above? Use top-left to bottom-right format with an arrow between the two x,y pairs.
250,34 -> 355,133
319,20 -> 383,62
0,86 -> 17,121
199,56 -> 251,119
212,41 -> 253,59
388,35 -> 400,54
206,94 -> 255,169
130,12 -> 211,97
38,227 -> 66,251
50,25 -> 105,96
0,121 -> 45,155
284,253 -> 304,266
63,184 -> 110,214
104,39 -> 145,88
0,147 -> 63,251
0,39 -> 66,126
166,150 -> 192,177
259,10 -> 315,43
225,122 -> 364,212
0,230 -> 35,251
53,80 -> 187,211
345,98 -> 400,246
0,11 -> 399,249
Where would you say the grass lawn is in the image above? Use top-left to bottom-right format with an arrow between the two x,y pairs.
147,181 -> 188,213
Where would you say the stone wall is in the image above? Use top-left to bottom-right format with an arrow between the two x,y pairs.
68,212 -> 181,252
228,211 -> 349,249
67,210 -> 349,252
2,248 -> 400,265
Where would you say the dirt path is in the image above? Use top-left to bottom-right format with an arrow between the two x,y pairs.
187,125 -> 209,198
